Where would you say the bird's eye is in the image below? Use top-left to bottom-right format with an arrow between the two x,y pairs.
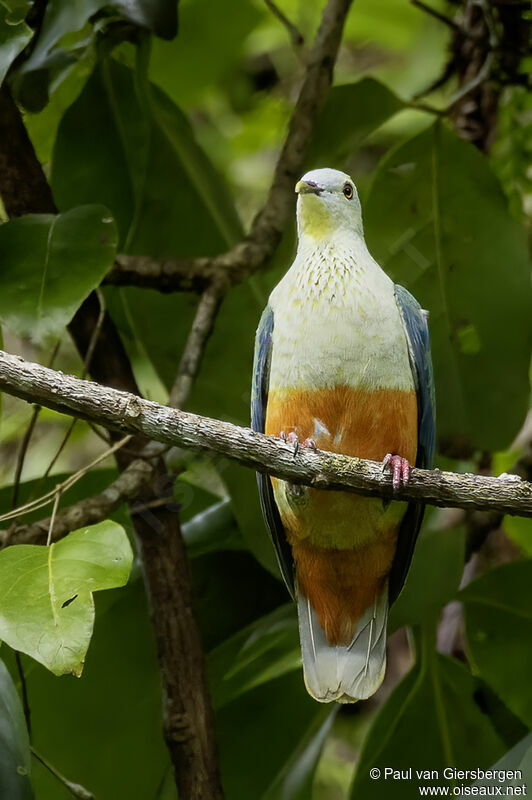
343,183 -> 354,200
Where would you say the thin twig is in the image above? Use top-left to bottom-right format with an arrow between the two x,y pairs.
12,404 -> 41,507
46,491 -> 61,546
1,459 -> 153,547
31,748 -> 95,800
264,0 -> 305,48
447,51 -> 495,108
11,340 -> 61,506
105,0 -> 355,295
410,0 -> 460,30
15,652 -> 31,739
42,289 -> 107,481
0,348 -> 530,518
169,280 -> 227,409
0,433 -> 132,525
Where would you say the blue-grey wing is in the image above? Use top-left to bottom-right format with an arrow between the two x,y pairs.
251,306 -> 295,597
389,284 -> 436,604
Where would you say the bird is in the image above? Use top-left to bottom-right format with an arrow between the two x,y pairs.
251,167 -> 435,703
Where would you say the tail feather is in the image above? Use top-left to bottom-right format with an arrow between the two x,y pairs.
297,580 -> 388,703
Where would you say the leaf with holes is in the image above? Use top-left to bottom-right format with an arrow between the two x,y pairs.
0,205 -> 117,342
0,521 -> 132,676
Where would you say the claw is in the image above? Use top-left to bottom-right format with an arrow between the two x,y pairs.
382,453 -> 411,492
302,437 -> 318,451
279,430 -> 299,456
286,431 -> 299,455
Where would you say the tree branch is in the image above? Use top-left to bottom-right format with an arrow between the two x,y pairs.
0,459 -> 154,547
0,348 -> 530,518
0,86 -> 225,800
106,0 -> 355,294
169,280 -> 227,409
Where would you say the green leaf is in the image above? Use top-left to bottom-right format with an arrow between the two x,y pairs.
1,0 -> 32,25
52,58 -> 242,253
350,633 -> 504,799
217,671 -> 335,800
0,205 -> 117,342
365,121 -> 532,451
0,521 -> 133,676
261,706 -> 335,800
113,0 -> 178,40
11,0 -> 105,111
10,578 -> 175,800
502,516 -> 532,557
182,499 -> 244,559
459,561 -> 532,728
0,659 -> 33,800
192,548 -> 287,652
455,732 -> 532,797
306,78 -> 404,164
207,603 -> 300,710
0,5 -> 33,88
148,0 -> 260,108
389,521 -> 465,631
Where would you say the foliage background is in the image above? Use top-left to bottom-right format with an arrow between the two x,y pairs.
0,0 -> 531,798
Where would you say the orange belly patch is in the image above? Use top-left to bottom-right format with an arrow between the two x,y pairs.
265,385 -> 418,644
265,384 -> 417,461
293,532 -> 397,645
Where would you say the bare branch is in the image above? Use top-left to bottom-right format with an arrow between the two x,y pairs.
11,340 -> 61,506
0,348 -> 530,518
31,748 -> 95,800
410,0 -> 460,30
264,0 -> 305,48
0,72 -> 226,800
169,280 -> 227,409
106,0 -> 355,294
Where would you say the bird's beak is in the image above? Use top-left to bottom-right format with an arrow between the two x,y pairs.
295,179 -> 323,196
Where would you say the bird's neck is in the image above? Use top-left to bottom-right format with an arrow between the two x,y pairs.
295,229 -> 371,269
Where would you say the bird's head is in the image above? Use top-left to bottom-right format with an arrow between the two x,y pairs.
295,168 -> 363,242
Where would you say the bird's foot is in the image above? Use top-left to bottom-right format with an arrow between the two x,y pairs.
382,453 -> 411,492
280,430 -> 299,455
279,432 -> 318,456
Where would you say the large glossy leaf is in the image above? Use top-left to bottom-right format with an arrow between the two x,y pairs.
456,733 -> 532,797
0,659 -> 33,800
365,121 -> 532,451
52,57 -> 242,253
0,205 -> 117,342
0,4 -> 32,88
148,0 -> 260,108
11,0 -> 104,111
182,499 -> 244,559
389,520 -> 465,631
113,0 -> 178,39
217,671 -> 335,800
12,0 -> 178,110
207,603 -> 300,710
262,705 -> 335,800
306,78 -> 404,164
502,516 -> 532,557
7,578 -> 174,800
459,561 -> 532,728
350,635 -> 504,798
0,521 -> 133,676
